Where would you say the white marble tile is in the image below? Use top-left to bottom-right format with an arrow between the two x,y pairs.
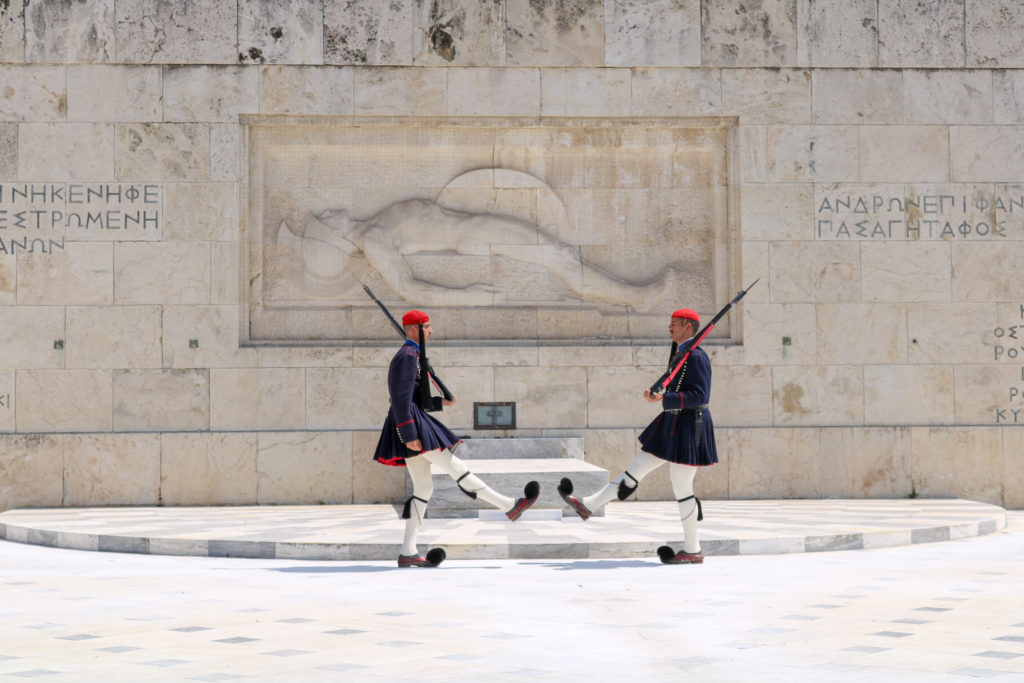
811,69 -> 902,124
903,70 -> 993,124
259,65 -> 354,115
540,68 -> 631,116
0,306 -> 66,370
630,68 -> 721,116
797,0 -> 877,67
864,365 -> 954,425
723,68 -> 812,124
19,124 -> 115,181
63,433 -> 161,506
354,66 -> 446,115
859,126 -> 949,183
67,65 -> 161,122
966,0 -> 1024,67
447,67 -> 540,116
16,241 -> 113,305
878,0 -> 964,68
114,242 -> 210,305
164,66 -> 259,122
113,369 -> 209,432
66,305 -> 162,369
16,369 -> 113,432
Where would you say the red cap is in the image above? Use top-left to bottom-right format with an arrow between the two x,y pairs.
671,308 -> 699,322
402,310 -> 429,326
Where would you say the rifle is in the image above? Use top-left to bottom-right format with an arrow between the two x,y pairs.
648,278 -> 760,396
361,283 -> 454,409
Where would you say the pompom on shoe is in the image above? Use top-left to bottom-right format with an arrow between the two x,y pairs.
657,545 -> 703,564
397,547 -> 447,568
505,480 -> 540,521
557,477 -> 592,521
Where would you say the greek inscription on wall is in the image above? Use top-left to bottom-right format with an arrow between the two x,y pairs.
993,304 -> 1024,424
0,183 -> 162,254
816,189 -> 1024,241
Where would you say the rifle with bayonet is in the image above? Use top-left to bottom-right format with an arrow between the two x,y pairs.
361,282 -> 454,412
648,278 -> 760,396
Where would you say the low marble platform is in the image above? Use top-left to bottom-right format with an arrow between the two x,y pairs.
0,499 -> 1005,561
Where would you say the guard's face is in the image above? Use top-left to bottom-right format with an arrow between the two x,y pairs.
668,317 -> 693,344
420,322 -> 433,342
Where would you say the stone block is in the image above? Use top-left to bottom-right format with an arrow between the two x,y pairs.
741,303 -> 818,365
16,242 -> 113,305
911,427 -> 1002,505
702,0 -> 796,67
494,366 -> 588,429
0,0 -> 24,63
257,431 -> 352,504
966,0 -> 1024,67
861,242 -> 951,303
859,126 -> 949,183
817,304 -> 909,364
67,65 -> 159,122
878,0 -> 964,68
820,427 -> 912,498
163,183 -> 238,242
604,0 -> 699,67
540,69 -> 631,116
456,437 -> 584,460
711,364 -> 773,427
160,432 -> 257,505
211,243 -> 239,305
258,347 -> 353,369
412,0 -> 505,66
994,71 -> 1024,123
66,305 -> 161,369
114,369 -> 210,431
0,370 -> 12,432
953,243 -> 1024,303
748,125 -> 860,183
19,124 -> 114,181
114,0 -> 237,64
587,365 -> 664,428
507,0 -> 604,66
722,68 -> 811,125
0,306 -> 65,369
902,70 -> 993,124
0,434 -> 63,511
741,183 -> 813,241
210,368 -> 305,430
539,345 -> 633,368
259,66 -> 354,115
16,370 -> 112,432
864,365 -> 954,425
951,126 -> 1024,182
324,0 -> 413,65
1001,428 -> 1024,509
772,365 -> 863,426
770,242 -> 860,302
630,68 -> 721,116
954,365 -> 1017,425
0,65 -> 65,121
796,0 -> 877,67
114,242 -> 210,305
63,433 -> 160,506
305,367 -> 390,430
210,124 -> 241,181
114,123 -> 210,181
354,67 -> 447,115
907,303 -> 998,364
0,124 -> 15,180
238,0 -> 324,65
728,427 -> 822,498
811,69 -> 901,124
448,68 -> 541,116
162,305 -> 258,370
164,66 -> 259,122
351,429 -> 407,503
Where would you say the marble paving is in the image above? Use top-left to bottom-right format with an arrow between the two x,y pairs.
0,498 -> 1006,561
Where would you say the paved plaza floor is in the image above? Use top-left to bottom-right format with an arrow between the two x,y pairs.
1,500 -> 1022,681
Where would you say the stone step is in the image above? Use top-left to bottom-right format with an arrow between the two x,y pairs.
415,457 -> 610,519
454,437 -> 584,460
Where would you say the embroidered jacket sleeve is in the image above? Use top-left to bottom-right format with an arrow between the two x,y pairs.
661,347 -> 712,411
388,348 -> 420,443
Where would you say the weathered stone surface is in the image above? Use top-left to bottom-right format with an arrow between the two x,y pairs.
864,365 -> 954,425
773,364 -> 863,426
448,67 -> 540,116
860,242 -> 951,303
745,125 -> 859,183
952,243 -> 1024,302
817,304 -> 908,364
164,66 -> 259,122
911,427 -> 1002,504
702,0 -> 796,67
723,68 -> 811,124
25,0 -> 114,63
351,430 -> 407,504
210,368 -> 306,430
820,427 -> 912,498
878,0 -> 964,67
162,305 -> 257,370
354,67 -> 446,115
494,366 -> 588,429
239,0 -> 323,65
728,427 -> 822,498
952,126 -> 1024,182
994,71 -> 1024,123
811,69 -> 902,124
1001,428 -> 1024,509
710,364 -> 773,427
0,306 -> 66,370
770,242 -> 860,302
859,126 -> 949,183
741,303 -> 818,365
63,434 -> 160,506
114,369 -> 210,431
67,65 -> 160,122
0,0 -> 25,63
903,70 -> 993,124
540,69 -> 631,116
305,367 -> 389,430
16,370 -> 112,432
966,0 -> 1024,67
740,183 -> 812,240
257,431 -> 352,504
325,0 -> 412,65
164,183 -> 238,241
259,66 -> 354,115
0,434 -> 63,510
503,0 -> 603,67
412,0 -> 505,66
797,0 -> 877,67
0,371 -> 12,432
587,366 -> 664,428
210,124 -> 241,181
16,242 -> 113,306
66,305 -> 161,369
160,432 -> 257,505
954,365 -> 1016,425
0,124 -> 15,180
605,0 -> 699,67
115,0 -> 237,64
907,303 -> 998,364
114,123 -> 210,181
114,242 -> 210,305
19,124 -> 113,180
210,243 -> 240,305
631,68 -> 721,116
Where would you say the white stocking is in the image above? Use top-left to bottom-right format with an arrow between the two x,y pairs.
402,454 -> 434,556
421,448 -> 515,512
582,451 -> 665,511
670,464 -> 700,554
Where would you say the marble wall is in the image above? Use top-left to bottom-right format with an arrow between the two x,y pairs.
2,0 -> 1024,511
